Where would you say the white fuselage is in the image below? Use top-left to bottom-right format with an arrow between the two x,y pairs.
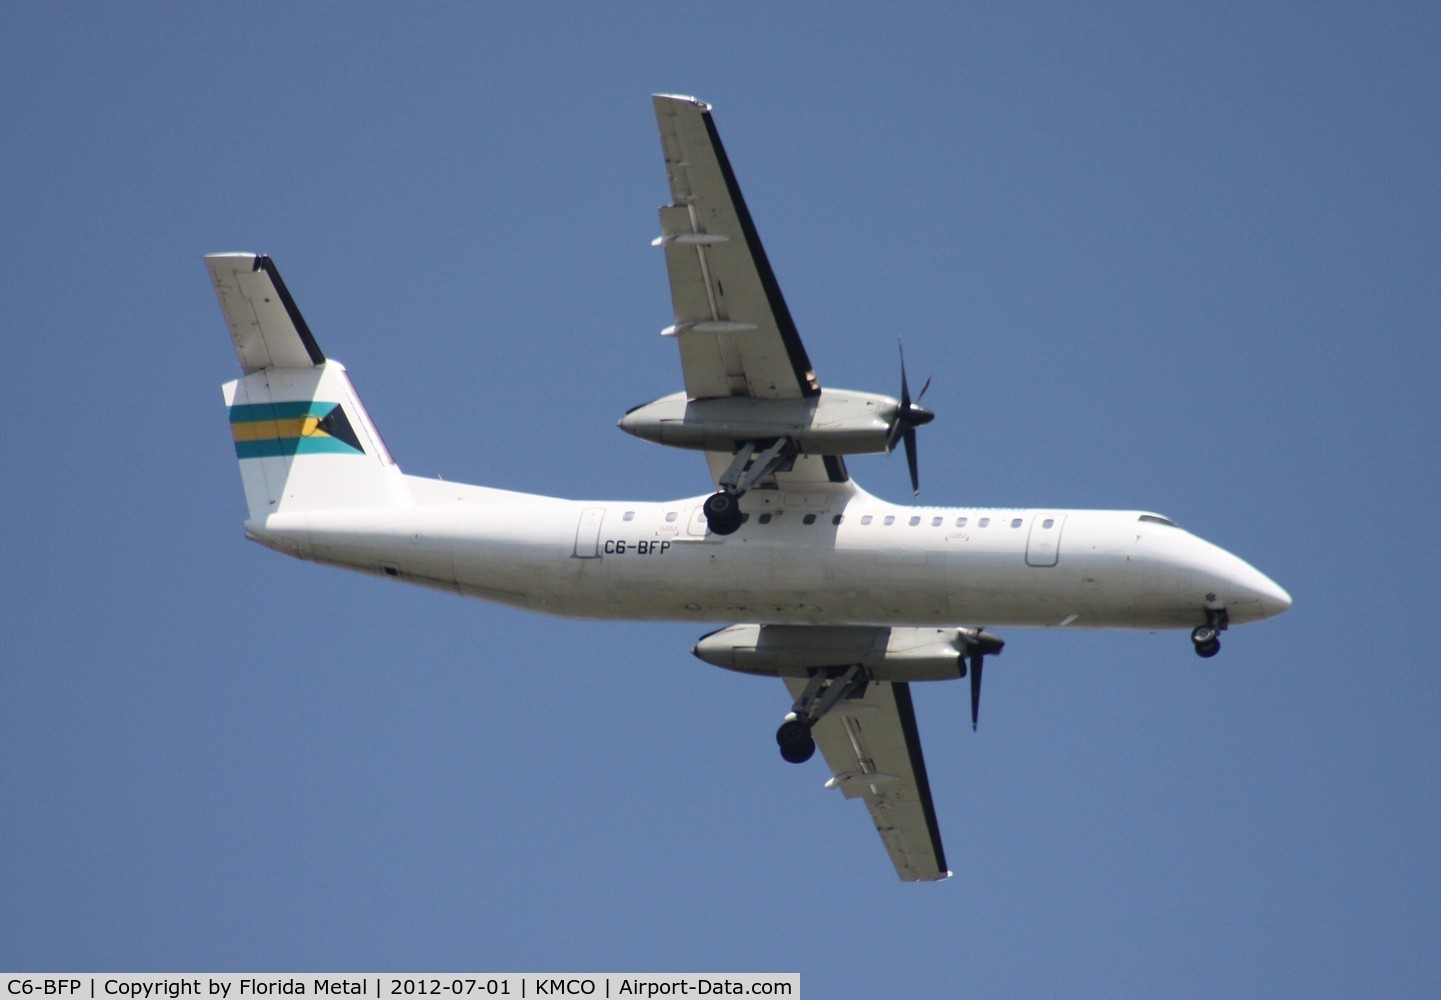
245,476 -> 1291,632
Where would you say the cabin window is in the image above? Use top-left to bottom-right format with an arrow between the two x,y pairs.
861,515 -> 873,525
956,517 -> 968,528
833,514 -> 844,526
758,513 -> 772,525
909,516 -> 921,526
623,511 -> 635,522
1043,518 -> 1055,529
932,516 -> 943,527
883,515 -> 895,526
978,517 -> 990,527
803,513 -> 817,525
1011,518 -> 1023,528
664,511 -> 678,523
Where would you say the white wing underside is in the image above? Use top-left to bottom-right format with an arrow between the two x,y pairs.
783,677 -> 951,883
653,94 -> 818,402
653,95 -> 845,492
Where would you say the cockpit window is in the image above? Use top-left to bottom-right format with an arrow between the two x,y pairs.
1138,514 -> 1179,528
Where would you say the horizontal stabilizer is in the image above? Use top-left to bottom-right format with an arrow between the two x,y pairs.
206,253 -> 326,373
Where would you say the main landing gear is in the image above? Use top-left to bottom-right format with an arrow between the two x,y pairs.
1190,606 -> 1229,658
776,719 -> 815,764
702,491 -> 743,536
704,438 -> 799,535
775,664 -> 867,764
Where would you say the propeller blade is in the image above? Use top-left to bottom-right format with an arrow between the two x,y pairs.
904,426 -> 920,495
969,654 -> 984,731
885,408 -> 905,454
887,341 -> 933,490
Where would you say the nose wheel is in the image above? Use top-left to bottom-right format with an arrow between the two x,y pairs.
1191,607 -> 1228,658
1190,625 -> 1221,657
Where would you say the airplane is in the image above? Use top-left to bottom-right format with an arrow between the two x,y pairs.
206,94 -> 1291,882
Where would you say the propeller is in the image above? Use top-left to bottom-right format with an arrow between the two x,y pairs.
885,342 -> 934,495
969,653 -> 984,731
961,630 -> 1005,731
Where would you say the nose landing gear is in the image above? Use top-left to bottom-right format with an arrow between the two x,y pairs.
1190,607 -> 1229,658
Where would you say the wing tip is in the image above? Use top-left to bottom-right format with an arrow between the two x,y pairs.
901,868 -> 953,884
652,92 -> 711,112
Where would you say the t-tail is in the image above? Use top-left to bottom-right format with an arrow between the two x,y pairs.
207,253 -> 411,521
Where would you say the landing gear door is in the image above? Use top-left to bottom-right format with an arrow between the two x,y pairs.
1025,513 -> 1065,567
573,507 -> 605,558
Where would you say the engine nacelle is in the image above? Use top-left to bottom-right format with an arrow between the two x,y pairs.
692,624 -> 1003,682
618,388 -> 898,454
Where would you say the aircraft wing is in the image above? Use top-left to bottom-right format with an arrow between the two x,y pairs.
652,95 -> 847,490
782,676 -> 951,882
652,94 -> 819,402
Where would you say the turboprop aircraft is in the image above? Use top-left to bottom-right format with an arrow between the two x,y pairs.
207,94 -> 1290,882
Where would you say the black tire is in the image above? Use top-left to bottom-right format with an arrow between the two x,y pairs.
783,743 -> 818,766
779,735 -> 816,764
1195,638 -> 1221,658
776,719 -> 808,745
776,720 -> 816,764
704,492 -> 735,518
703,492 -> 743,535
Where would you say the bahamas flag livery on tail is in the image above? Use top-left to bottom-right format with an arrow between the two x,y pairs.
207,95 -> 1290,883
228,400 -> 366,459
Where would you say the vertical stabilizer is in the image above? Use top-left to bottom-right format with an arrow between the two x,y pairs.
207,253 -> 410,518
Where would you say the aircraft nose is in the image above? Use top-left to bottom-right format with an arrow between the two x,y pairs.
1182,533 -> 1292,621
1229,559 -> 1292,620
1256,573 -> 1292,618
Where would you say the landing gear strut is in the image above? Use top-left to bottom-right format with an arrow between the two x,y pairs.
1191,607 -> 1228,658
775,664 -> 868,765
704,438 -> 799,535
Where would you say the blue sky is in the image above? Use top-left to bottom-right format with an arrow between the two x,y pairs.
2,3 -> 1438,994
